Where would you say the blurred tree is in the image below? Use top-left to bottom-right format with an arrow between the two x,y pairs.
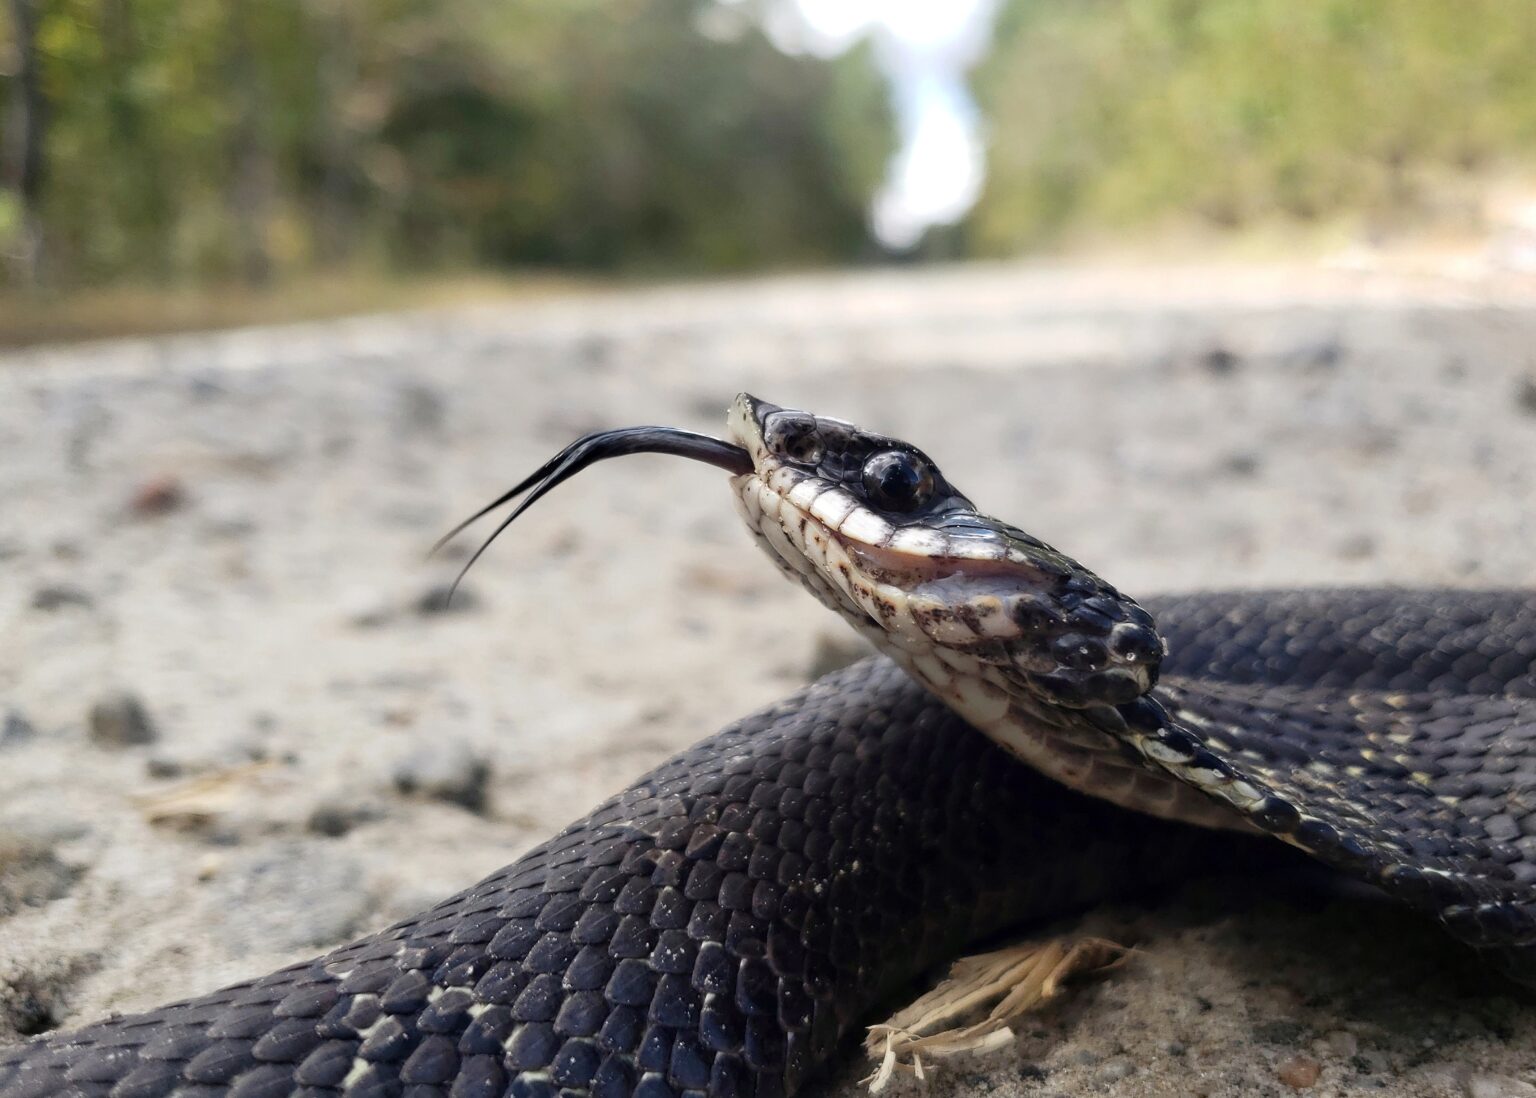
371,0 -> 893,271
1,0 -> 46,284
0,0 -> 893,289
969,0 -> 1536,253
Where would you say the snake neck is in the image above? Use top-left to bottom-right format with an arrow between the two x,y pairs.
872,630 -> 1258,833
734,500 -> 1254,832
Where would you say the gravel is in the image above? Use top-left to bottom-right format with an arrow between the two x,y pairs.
0,712 -> 35,749
3,261 -> 1536,1094
390,737 -> 491,813
85,692 -> 157,748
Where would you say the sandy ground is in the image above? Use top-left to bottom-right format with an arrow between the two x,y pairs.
4,261 -> 1536,1096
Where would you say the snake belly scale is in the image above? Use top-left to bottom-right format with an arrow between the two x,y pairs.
4,394 -> 1536,1098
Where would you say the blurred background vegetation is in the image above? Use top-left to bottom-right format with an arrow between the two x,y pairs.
0,0 -> 890,287
2,0 -> 1535,341
969,0 -> 1536,255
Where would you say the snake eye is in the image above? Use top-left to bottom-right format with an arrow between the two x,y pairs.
763,412 -> 824,465
861,450 -> 935,513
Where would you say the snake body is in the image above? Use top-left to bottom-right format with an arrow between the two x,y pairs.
5,396 -> 1536,1098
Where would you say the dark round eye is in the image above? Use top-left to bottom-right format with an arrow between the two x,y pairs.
763,412 -> 824,465
861,450 -> 935,513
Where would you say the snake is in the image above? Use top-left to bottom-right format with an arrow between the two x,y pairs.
5,392 -> 1536,1098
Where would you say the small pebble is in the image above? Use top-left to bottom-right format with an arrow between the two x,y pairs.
1,709 -> 36,747
130,475 -> 187,516
392,738 -> 490,813
30,584 -> 93,611
145,756 -> 184,779
307,804 -> 356,838
307,800 -> 380,838
1517,375 -> 1536,416
1253,1019 -> 1309,1045
1351,1050 -> 1392,1075
1468,1074 -> 1536,1098
1276,1055 -> 1321,1090
1098,1058 -> 1135,1083
1320,1030 -> 1358,1059
88,691 -> 158,747
1202,345 -> 1239,375
415,582 -> 479,616
1221,452 -> 1262,477
0,838 -> 80,917
1417,1062 -> 1471,1089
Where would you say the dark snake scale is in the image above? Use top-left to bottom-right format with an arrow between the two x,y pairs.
7,391 -> 1536,1098
4,590 -> 1535,1098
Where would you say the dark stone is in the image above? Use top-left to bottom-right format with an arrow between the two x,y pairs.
145,756 -> 184,779
131,475 -> 188,516
1518,375 -> 1536,417
1252,1018 -> 1310,1046
88,691 -> 158,747
1,709 -> 36,747
0,837 -> 82,917
415,582 -> 480,616
1202,346 -> 1240,375
1222,452 -> 1262,478
307,800 -> 380,838
30,584 -> 93,611
391,739 -> 490,813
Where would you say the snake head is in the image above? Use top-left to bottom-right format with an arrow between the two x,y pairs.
436,392 -> 1163,713
725,394 -> 1164,710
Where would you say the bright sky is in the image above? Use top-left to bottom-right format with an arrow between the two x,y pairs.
790,0 -> 996,248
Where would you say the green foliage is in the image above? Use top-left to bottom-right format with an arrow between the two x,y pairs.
0,0 -> 893,288
969,0 -> 1536,252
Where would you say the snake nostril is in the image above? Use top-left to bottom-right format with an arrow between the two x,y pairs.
1109,622 -> 1163,666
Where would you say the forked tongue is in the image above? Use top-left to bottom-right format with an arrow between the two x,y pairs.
433,425 -> 752,599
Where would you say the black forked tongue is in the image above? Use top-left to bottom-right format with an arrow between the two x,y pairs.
433,426 -> 752,600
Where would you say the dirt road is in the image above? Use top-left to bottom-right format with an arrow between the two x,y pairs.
4,262 -> 1536,1096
